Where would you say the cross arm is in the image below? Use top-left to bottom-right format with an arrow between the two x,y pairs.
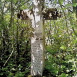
17,8 -> 62,20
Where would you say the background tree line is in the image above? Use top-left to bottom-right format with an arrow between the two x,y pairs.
0,0 -> 77,77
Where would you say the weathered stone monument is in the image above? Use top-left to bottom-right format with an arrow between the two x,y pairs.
17,0 -> 61,76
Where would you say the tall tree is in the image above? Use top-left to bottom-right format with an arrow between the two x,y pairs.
72,0 -> 77,17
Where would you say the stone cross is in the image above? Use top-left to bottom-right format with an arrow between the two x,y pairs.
17,1 -> 61,76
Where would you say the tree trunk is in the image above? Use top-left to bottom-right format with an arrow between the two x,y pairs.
31,0 -> 44,76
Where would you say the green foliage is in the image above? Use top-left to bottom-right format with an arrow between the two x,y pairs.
44,5 -> 77,76
14,72 -> 25,77
0,0 -> 77,77
58,0 -> 64,5
59,73 -> 67,77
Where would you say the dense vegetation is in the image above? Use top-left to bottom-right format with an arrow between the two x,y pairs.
0,0 -> 77,77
